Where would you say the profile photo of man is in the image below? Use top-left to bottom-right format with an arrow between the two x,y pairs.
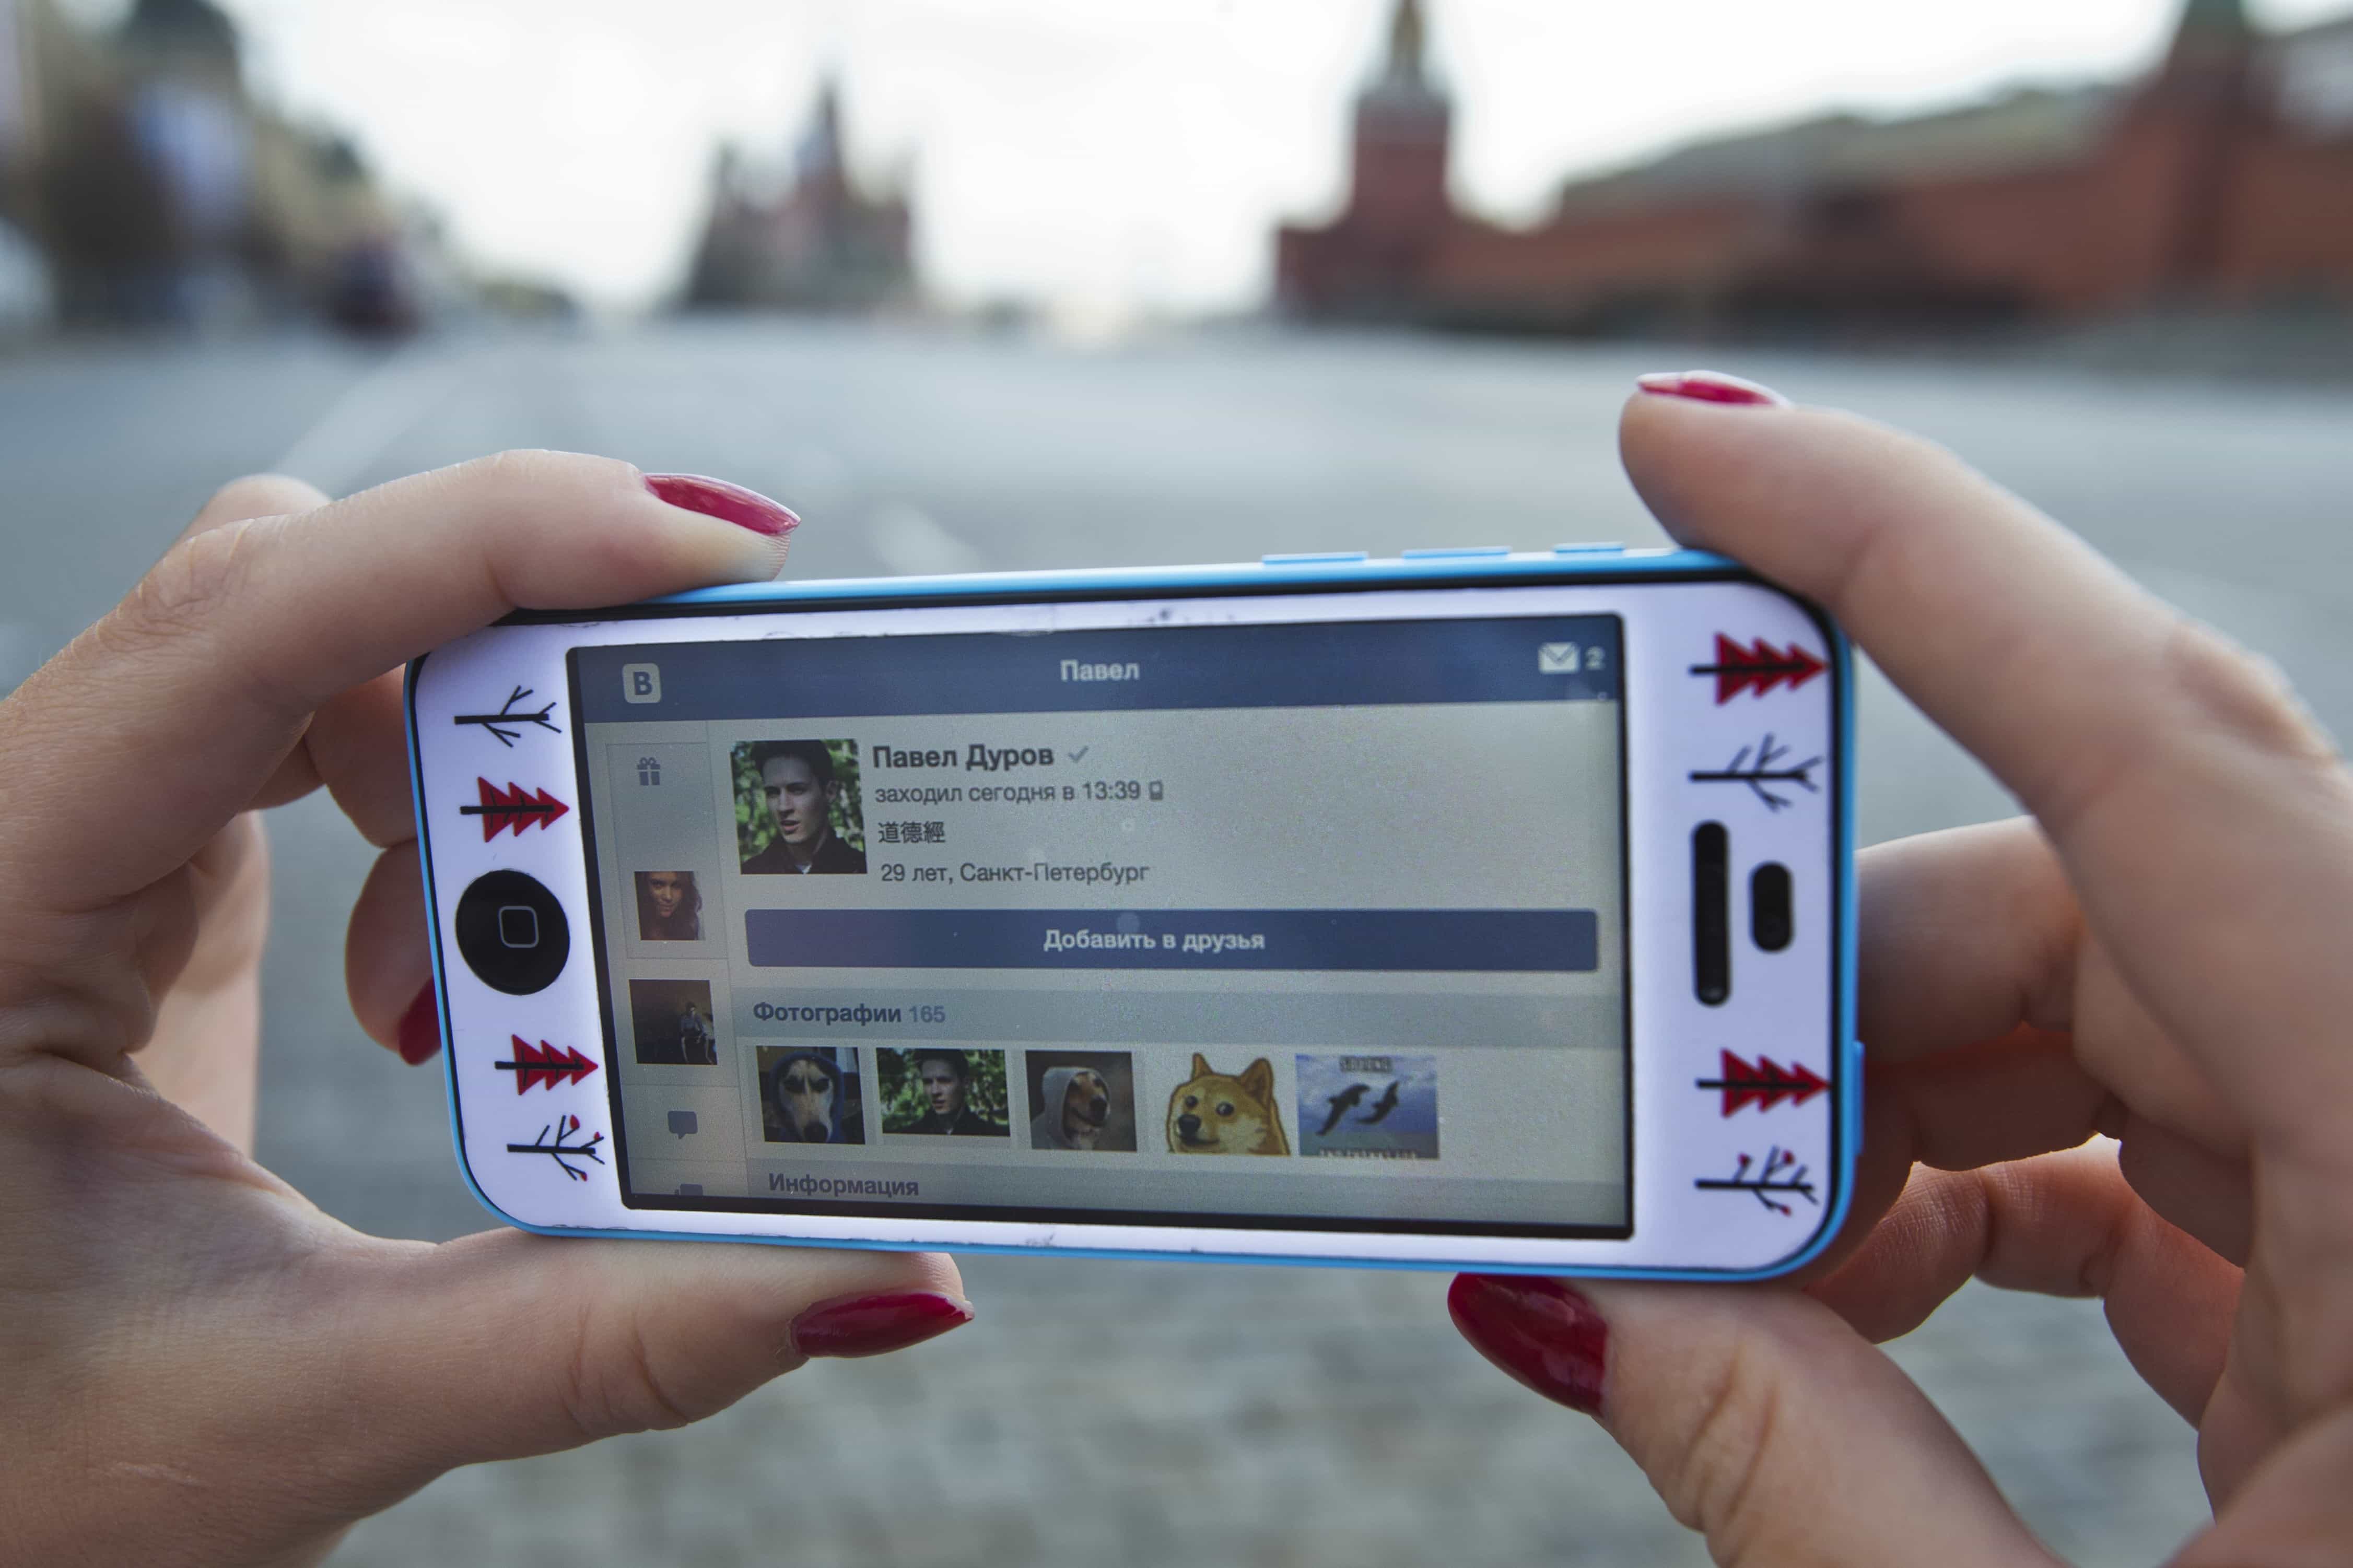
678,1000 -> 712,1063
738,740 -> 867,875
880,1047 -> 1009,1137
634,870 -> 702,941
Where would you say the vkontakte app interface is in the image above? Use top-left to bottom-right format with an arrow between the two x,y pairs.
573,610 -> 1629,1239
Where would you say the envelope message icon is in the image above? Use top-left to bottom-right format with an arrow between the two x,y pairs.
1537,642 -> 1581,675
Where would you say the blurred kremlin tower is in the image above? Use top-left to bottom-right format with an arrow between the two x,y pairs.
1279,0 -> 2353,336
686,81 -> 914,313
1274,0 -> 1453,322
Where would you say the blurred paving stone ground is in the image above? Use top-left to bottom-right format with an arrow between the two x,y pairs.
323,1252 -> 2208,1568
8,321 -> 2341,1564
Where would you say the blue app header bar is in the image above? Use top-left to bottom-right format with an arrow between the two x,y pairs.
575,614 -> 1620,723
744,908 -> 1600,973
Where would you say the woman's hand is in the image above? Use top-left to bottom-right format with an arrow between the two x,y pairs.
0,454 -> 969,1568
1450,372 -> 2352,1564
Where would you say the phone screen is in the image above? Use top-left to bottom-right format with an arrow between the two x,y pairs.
568,604 -> 1629,1239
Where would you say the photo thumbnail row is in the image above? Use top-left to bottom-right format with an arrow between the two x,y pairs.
740,1038 -> 1440,1160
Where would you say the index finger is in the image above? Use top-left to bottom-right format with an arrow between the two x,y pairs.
0,451 -> 791,906
1620,390 -> 2353,1150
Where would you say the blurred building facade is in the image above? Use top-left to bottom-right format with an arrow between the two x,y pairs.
685,81 -> 914,312
0,0 -> 53,323
1279,0 -> 2353,334
0,0 -> 412,330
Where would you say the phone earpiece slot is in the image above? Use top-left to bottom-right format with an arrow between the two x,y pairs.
1693,821 -> 1730,1005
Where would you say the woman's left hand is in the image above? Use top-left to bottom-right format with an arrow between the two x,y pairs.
0,454 -> 970,1568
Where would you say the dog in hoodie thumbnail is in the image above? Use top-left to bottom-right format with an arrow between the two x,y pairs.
1029,1061 -> 1134,1152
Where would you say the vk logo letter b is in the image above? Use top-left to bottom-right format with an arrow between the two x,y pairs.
621,664 -> 661,704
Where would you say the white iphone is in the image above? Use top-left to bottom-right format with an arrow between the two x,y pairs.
406,546 -> 1855,1278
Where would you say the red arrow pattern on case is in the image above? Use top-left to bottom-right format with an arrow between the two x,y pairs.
494,1036 -> 599,1094
1696,1051 -> 1829,1116
1690,635 -> 1826,703
461,778 -> 571,840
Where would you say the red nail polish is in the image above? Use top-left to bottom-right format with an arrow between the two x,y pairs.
791,1290 -> 973,1359
1635,370 -> 1790,409
644,473 -> 801,537
396,986 -> 441,1066
1448,1274 -> 1607,1416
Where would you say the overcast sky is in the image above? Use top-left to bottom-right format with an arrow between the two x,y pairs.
118,0 -> 2353,314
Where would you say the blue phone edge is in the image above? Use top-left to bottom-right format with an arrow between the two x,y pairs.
404,547 -> 1862,1280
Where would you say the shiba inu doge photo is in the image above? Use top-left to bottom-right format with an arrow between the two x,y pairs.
1165,1054 -> 1289,1156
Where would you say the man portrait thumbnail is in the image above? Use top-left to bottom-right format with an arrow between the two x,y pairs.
755,1046 -> 867,1145
879,1047 -> 1009,1137
629,978 -> 719,1067
634,870 -> 703,941
734,739 -> 867,875
1025,1051 -> 1136,1152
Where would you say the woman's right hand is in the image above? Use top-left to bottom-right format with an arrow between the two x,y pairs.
1451,374 -> 2353,1564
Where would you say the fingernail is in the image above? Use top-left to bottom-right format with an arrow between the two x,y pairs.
1635,370 -> 1790,409
1448,1274 -> 1607,1416
644,473 -> 801,537
791,1290 -> 974,1360
396,986 -> 441,1066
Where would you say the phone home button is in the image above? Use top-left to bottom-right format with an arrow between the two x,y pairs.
455,870 -> 570,995
497,905 -> 540,948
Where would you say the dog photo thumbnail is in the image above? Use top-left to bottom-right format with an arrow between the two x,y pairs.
1024,1051 -> 1137,1152
628,978 -> 719,1067
756,1046 -> 867,1145
1297,1054 -> 1438,1159
1165,1054 -> 1289,1156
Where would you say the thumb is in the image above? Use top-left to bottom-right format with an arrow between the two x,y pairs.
348,1231 -> 968,1471
1449,1275 -> 2059,1566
